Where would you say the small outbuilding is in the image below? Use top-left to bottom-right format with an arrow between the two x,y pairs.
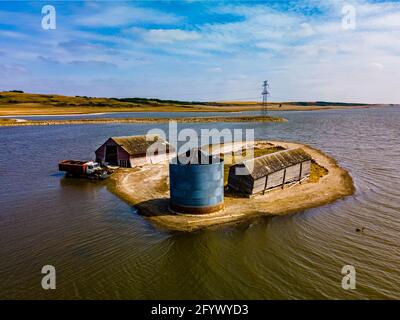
95,135 -> 175,167
228,148 -> 312,196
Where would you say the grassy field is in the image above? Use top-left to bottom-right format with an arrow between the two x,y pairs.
0,91 -> 381,116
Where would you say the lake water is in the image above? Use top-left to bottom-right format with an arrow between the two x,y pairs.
0,110 -> 264,121
0,106 -> 399,299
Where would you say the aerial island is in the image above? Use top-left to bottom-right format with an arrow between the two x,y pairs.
1,91 -> 356,231
104,138 -> 354,231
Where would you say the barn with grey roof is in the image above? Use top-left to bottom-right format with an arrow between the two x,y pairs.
95,134 -> 175,167
228,148 -> 312,196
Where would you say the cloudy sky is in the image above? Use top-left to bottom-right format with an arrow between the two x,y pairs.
0,0 -> 399,103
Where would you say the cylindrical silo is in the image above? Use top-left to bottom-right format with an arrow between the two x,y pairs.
169,149 -> 224,214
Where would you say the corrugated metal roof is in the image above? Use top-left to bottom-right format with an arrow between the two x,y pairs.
239,148 -> 311,179
111,135 -> 174,156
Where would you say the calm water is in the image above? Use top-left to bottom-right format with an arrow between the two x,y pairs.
0,110 -> 263,121
0,107 -> 399,299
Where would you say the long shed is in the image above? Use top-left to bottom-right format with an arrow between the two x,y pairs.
228,148 -> 312,196
95,135 -> 175,168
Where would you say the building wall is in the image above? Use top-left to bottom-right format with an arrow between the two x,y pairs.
95,138 -> 130,166
149,152 -> 176,164
130,152 -> 176,167
229,160 -> 311,195
228,169 -> 253,195
169,161 -> 224,214
300,161 -> 311,179
95,142 -> 106,163
96,138 -> 175,168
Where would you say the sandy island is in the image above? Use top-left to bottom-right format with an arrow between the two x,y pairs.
0,115 -> 286,127
107,141 -> 355,232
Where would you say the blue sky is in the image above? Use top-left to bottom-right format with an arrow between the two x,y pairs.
0,0 -> 399,103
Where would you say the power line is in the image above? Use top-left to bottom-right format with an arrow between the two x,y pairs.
262,80 -> 270,116
131,87 -> 264,101
211,96 -> 262,102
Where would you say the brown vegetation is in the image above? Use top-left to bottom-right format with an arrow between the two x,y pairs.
0,91 -> 380,116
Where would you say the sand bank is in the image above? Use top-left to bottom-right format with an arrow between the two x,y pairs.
0,112 -> 107,118
107,141 -> 355,232
0,115 -> 286,127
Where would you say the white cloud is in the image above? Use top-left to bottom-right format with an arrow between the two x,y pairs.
362,12 -> 400,29
208,67 -> 223,73
129,28 -> 201,43
0,63 -> 29,77
255,42 -> 285,51
297,23 -> 316,37
2,0 -> 400,103
368,62 -> 384,70
0,30 -> 27,39
74,5 -> 181,27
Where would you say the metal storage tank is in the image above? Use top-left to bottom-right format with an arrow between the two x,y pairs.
169,149 -> 224,214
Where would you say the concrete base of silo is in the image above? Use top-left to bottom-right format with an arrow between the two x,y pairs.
169,202 -> 225,215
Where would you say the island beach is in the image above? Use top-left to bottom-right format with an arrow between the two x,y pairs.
107,140 -> 355,232
0,115 -> 286,127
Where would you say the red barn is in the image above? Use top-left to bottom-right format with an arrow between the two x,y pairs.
95,135 -> 175,168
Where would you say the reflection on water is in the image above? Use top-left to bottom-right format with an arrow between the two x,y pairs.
0,107 -> 399,299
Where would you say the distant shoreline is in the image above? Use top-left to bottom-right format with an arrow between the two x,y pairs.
1,91 -> 395,117
0,115 -> 287,127
0,112 -> 108,118
0,104 -> 385,118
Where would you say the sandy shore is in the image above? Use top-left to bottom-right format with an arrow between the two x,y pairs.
0,112 -> 107,118
0,115 -> 286,127
0,103 -> 380,117
107,141 -> 355,232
